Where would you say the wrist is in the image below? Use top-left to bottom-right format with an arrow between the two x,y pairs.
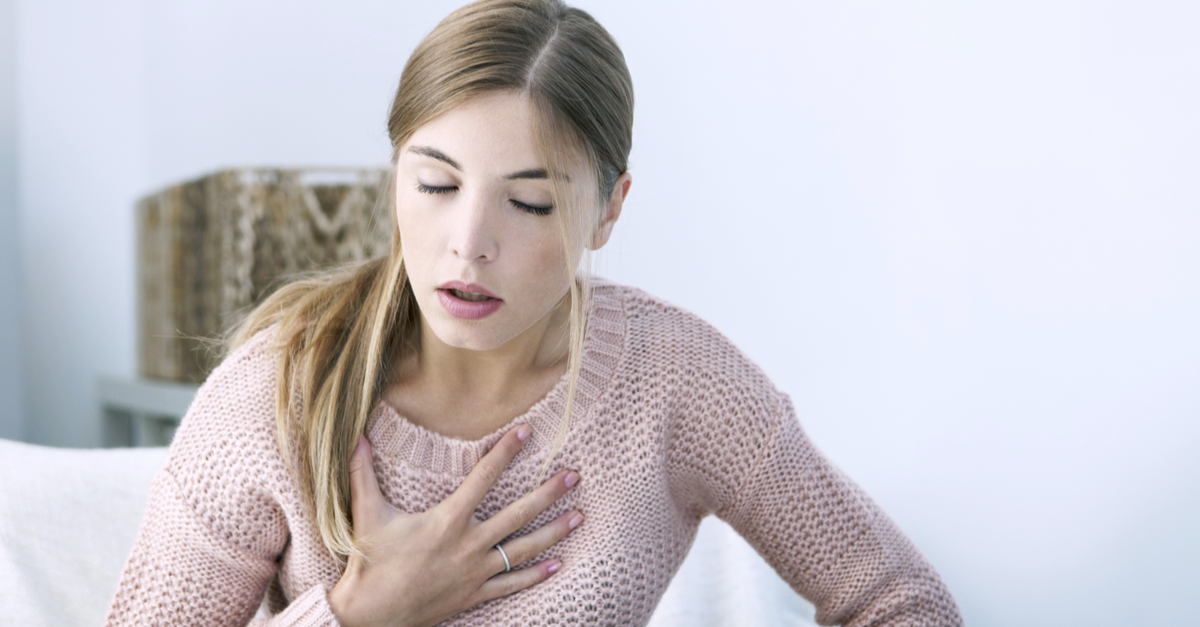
328,577 -> 363,627
329,575 -> 415,627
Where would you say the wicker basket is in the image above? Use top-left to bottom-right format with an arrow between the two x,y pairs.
137,168 -> 391,383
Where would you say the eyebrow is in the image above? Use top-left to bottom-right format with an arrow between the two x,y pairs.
407,145 -> 563,181
407,146 -> 461,171
504,168 -> 549,181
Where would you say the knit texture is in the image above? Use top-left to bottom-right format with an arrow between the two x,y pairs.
104,279 -> 962,626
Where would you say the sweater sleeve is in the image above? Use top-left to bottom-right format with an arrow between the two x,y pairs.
103,470 -> 339,626
103,329 -> 341,626
716,394 -> 962,627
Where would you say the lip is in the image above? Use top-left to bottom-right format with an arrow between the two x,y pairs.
437,281 -> 501,300
436,280 -> 504,320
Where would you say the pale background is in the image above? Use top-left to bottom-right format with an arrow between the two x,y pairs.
0,1 -> 1197,625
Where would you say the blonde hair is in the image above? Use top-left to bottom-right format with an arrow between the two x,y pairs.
227,0 -> 633,562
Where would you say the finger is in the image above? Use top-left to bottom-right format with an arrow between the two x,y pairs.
490,510 -> 582,574
481,469 -> 579,546
348,436 -> 385,530
446,424 -> 532,513
471,559 -> 562,606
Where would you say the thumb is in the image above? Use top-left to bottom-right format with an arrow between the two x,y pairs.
348,435 -> 386,529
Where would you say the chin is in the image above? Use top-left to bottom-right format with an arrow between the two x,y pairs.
425,318 -> 512,352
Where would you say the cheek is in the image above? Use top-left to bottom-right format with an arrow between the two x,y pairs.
520,234 -> 572,292
394,200 -> 436,274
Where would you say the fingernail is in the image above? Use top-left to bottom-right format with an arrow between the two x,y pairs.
569,513 -> 583,530
517,425 -> 531,441
355,436 -> 368,453
564,472 -> 579,488
547,560 -> 561,574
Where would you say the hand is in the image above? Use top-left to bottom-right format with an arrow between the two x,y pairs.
327,424 -> 583,627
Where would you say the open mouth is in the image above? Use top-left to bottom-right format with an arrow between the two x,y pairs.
437,285 -> 504,320
446,288 -> 495,302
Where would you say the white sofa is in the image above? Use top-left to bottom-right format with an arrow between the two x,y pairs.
0,438 -> 816,626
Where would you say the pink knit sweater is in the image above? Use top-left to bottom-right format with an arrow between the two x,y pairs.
105,279 -> 961,626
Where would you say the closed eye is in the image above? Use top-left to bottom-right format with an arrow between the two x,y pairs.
417,182 -> 552,216
510,199 -> 553,216
416,182 -> 456,195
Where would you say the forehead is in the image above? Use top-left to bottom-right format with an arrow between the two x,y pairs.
402,91 -> 540,171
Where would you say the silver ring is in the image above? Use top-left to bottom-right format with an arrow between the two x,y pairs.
495,544 -> 511,573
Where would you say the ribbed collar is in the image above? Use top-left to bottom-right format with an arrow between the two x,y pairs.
365,278 -> 626,475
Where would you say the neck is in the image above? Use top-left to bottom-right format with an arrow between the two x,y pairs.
397,291 -> 573,407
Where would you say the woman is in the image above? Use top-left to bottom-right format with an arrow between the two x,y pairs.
106,0 -> 962,625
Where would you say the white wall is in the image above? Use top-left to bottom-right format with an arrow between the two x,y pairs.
0,0 -> 21,440
16,0 -> 150,447
7,0 -> 1199,625
598,4 -> 1200,626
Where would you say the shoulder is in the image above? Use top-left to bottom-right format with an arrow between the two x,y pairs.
595,280 -> 792,515
171,326 -> 283,452
595,278 -> 780,405
160,326 -> 292,559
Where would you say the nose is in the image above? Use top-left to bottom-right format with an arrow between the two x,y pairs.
448,193 -> 498,262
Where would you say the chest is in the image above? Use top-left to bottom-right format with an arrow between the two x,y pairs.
380,370 -> 567,441
277,433 -> 703,625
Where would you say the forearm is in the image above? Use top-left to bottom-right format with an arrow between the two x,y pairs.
718,397 -> 962,626
104,471 -> 284,626
249,586 -> 341,627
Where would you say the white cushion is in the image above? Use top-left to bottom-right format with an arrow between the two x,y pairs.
0,439 -> 166,627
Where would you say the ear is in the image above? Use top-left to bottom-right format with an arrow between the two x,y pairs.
588,172 -> 632,251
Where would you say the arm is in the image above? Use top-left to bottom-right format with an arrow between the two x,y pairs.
716,394 -> 962,627
630,288 -> 961,625
103,470 -> 337,627
103,329 -> 339,626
